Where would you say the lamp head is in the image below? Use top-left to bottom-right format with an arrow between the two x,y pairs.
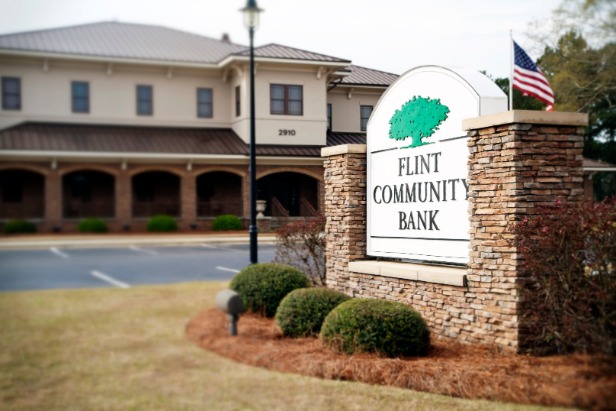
241,0 -> 263,30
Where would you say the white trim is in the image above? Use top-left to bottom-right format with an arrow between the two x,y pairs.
219,54 -> 350,69
0,150 -> 246,160
584,167 -> 616,172
0,149 -> 324,165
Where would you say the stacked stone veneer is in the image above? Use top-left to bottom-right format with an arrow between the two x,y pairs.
322,111 -> 587,351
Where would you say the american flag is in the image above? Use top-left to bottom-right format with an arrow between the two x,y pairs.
513,41 -> 554,111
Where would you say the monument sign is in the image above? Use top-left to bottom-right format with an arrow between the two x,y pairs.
367,66 -> 507,264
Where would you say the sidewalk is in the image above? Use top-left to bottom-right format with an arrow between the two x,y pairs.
0,231 -> 278,250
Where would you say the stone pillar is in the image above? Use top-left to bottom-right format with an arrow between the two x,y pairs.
464,110 -> 587,350
321,144 -> 367,293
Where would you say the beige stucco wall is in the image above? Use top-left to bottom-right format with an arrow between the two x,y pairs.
1,56 -> 387,145
0,56 -> 231,129
327,87 -> 382,133
231,64 -> 328,146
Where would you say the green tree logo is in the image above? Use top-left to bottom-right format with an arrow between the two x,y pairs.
388,96 -> 450,149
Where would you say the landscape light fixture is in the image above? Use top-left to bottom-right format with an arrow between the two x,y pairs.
215,289 -> 245,336
241,0 -> 263,264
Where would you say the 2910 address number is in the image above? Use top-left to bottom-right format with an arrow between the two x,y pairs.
278,129 -> 296,136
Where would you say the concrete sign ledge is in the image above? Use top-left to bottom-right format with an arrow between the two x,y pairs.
462,110 -> 588,131
348,260 -> 467,287
321,144 -> 367,157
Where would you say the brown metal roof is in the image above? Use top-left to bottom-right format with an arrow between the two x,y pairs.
235,43 -> 351,63
339,65 -> 398,87
256,145 -> 321,157
0,123 -> 248,155
0,21 -> 247,64
326,131 -> 366,146
583,158 -> 616,169
0,123 -> 372,159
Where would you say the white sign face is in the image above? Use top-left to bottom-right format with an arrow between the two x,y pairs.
367,66 -> 507,265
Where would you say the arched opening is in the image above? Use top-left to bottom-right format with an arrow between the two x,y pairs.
0,169 -> 44,219
257,172 -> 319,217
62,170 -> 115,218
197,171 -> 243,217
132,171 -> 180,217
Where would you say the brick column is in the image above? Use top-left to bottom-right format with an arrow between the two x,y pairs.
464,110 -> 587,350
321,144 -> 367,293
181,173 -> 197,230
45,169 -> 61,231
116,170 -> 131,229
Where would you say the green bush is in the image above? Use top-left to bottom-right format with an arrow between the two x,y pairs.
212,214 -> 243,231
146,215 -> 178,232
230,263 -> 310,317
77,218 -> 108,233
3,219 -> 37,234
276,288 -> 351,337
321,299 -> 430,358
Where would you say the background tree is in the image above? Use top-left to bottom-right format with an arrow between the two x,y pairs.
526,0 -> 616,164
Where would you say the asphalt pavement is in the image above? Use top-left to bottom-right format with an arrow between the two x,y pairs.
0,232 -> 279,291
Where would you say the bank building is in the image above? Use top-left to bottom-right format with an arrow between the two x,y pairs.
0,21 -> 397,232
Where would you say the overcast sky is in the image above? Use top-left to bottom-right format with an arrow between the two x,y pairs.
0,0 -> 562,78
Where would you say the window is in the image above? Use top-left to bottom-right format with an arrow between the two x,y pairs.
270,84 -> 303,115
71,81 -> 90,113
327,103 -> 332,130
136,85 -> 153,116
235,86 -> 241,117
1,174 -> 21,203
2,77 -> 21,110
360,105 -> 373,131
197,88 -> 213,118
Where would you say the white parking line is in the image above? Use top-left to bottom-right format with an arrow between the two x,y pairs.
129,246 -> 159,255
50,247 -> 69,258
216,266 -> 240,273
91,270 -> 130,289
200,244 -> 217,249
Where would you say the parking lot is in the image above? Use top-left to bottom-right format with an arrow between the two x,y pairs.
0,243 -> 276,291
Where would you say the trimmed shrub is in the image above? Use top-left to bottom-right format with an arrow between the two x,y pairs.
230,263 -> 310,317
276,288 -> 351,337
4,219 -> 37,234
146,215 -> 178,232
274,215 -> 326,286
321,299 -> 430,357
212,214 -> 243,231
77,218 -> 108,233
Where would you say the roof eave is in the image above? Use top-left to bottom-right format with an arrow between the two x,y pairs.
219,54 -> 351,68
0,49 -> 221,70
333,83 -> 392,89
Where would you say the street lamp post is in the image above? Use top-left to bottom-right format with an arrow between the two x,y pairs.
241,0 -> 263,264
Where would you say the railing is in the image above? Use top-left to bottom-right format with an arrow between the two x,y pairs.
132,201 -> 179,217
197,199 -> 243,217
270,197 -> 289,218
300,197 -> 319,217
63,201 -> 114,218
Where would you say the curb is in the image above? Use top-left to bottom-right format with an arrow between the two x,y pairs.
0,233 -> 278,250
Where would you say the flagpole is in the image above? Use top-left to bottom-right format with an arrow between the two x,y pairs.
509,29 -> 514,111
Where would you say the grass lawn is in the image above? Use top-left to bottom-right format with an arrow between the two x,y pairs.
0,282 -> 570,411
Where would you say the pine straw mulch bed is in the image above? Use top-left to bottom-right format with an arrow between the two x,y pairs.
186,308 -> 616,410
